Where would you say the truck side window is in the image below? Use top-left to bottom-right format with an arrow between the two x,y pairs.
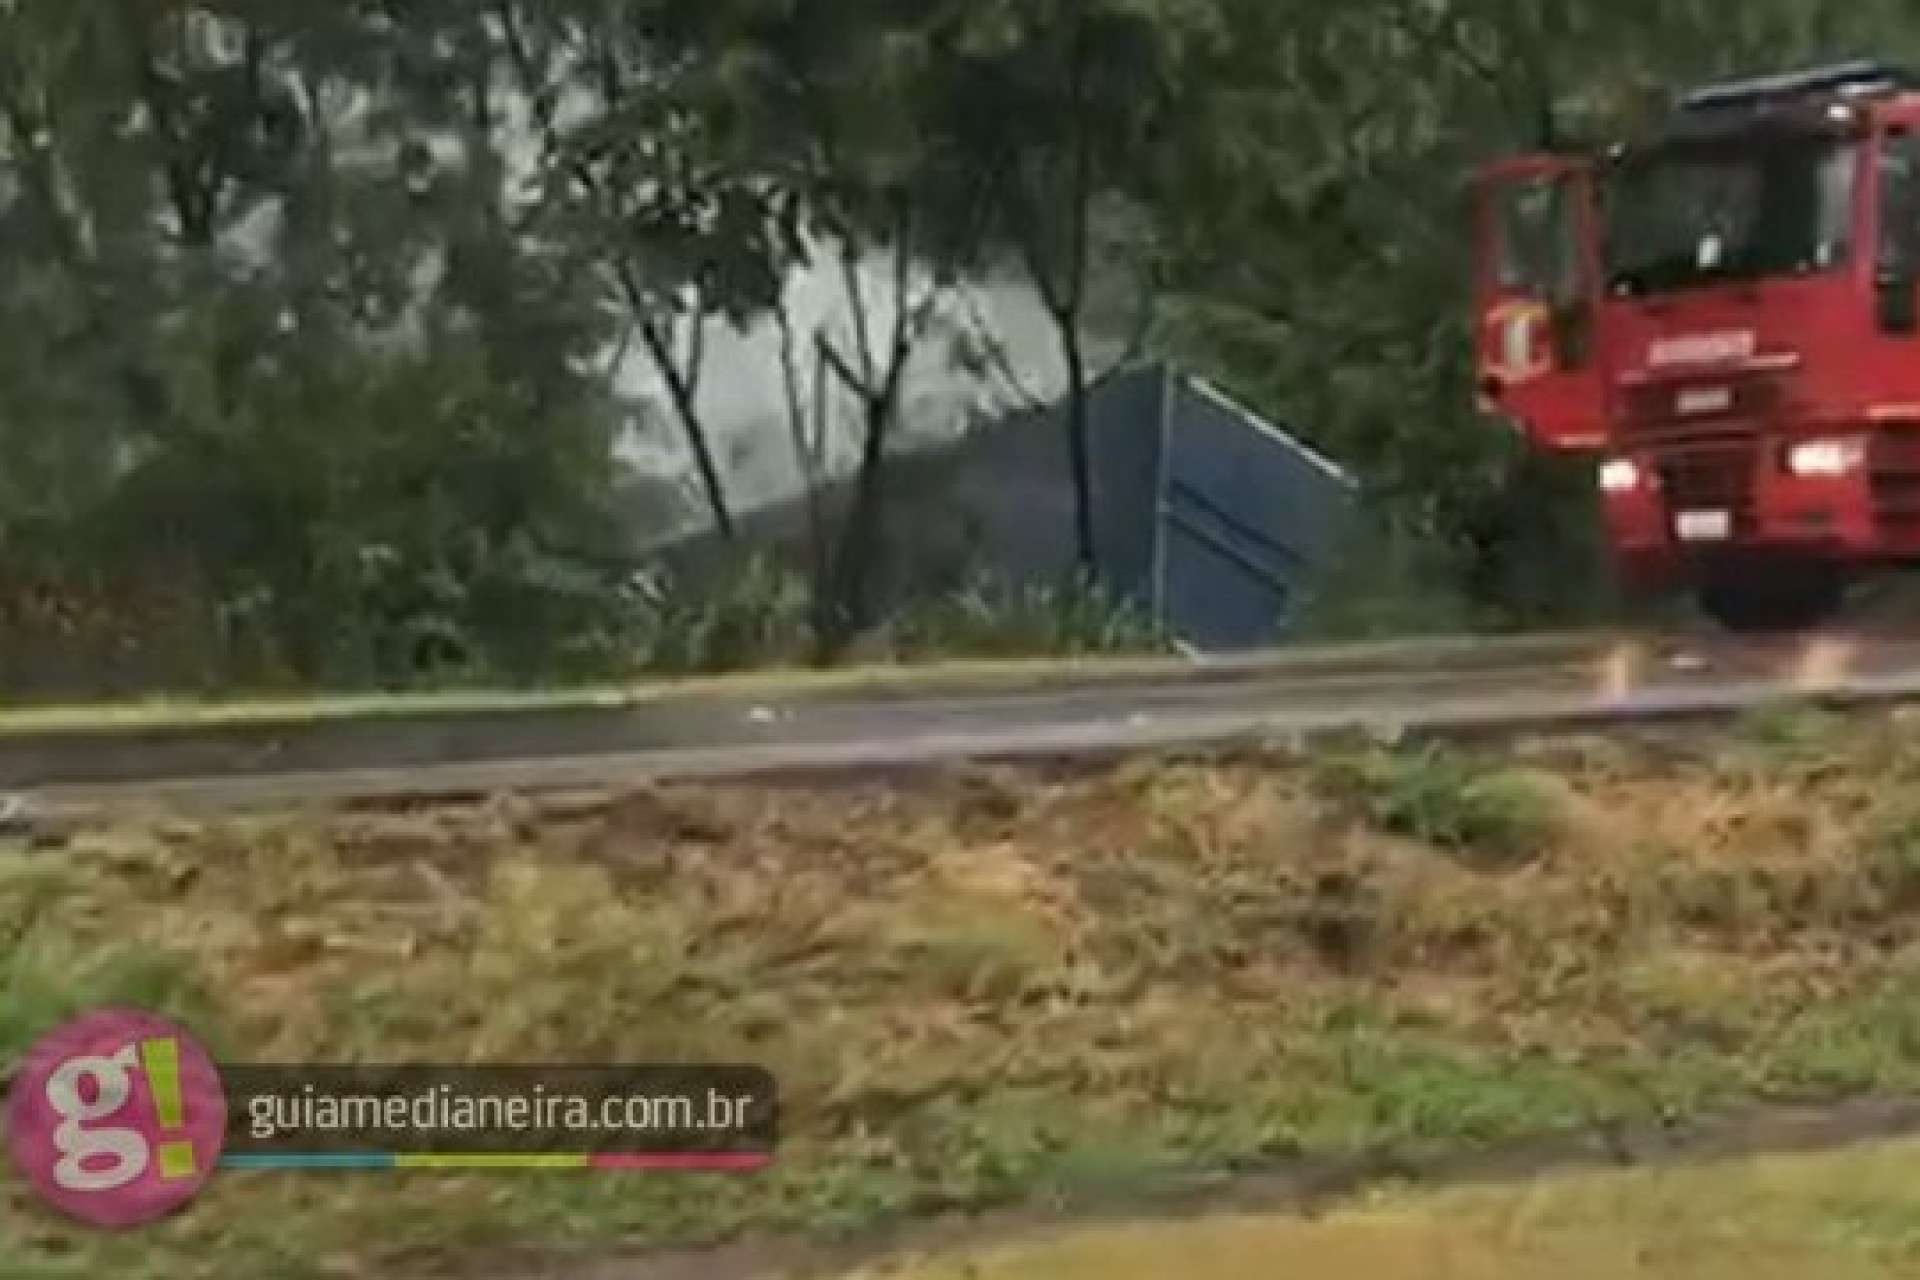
1878,129 -> 1920,274
1496,173 -> 1580,303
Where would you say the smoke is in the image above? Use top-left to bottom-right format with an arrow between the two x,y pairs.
613,252 -> 1085,517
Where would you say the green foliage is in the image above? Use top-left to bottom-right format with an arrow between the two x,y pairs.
4,0 -> 1918,695
0,857 -> 214,1071
630,558 -> 1169,672
1314,742 -> 1566,868
880,575 -> 1172,660
1864,802 -> 1920,910
1733,702 -> 1849,760
637,556 -> 818,674
0,306 -> 640,692
1290,504 -> 1479,642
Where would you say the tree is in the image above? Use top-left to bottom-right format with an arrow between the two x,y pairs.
922,0 -> 1205,573
669,0 -> 993,656
507,0 -> 803,541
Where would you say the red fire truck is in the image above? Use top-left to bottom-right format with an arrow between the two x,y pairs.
1472,60 -> 1920,630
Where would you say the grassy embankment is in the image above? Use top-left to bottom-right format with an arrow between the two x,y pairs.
0,629 -> 1599,733
0,654 -> 1140,733
8,703 -> 1920,1278
860,1138 -> 1920,1279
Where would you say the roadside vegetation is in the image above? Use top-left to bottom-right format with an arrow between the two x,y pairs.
853,1139 -> 1920,1280
9,707 -> 1920,1278
13,4 -> 1920,703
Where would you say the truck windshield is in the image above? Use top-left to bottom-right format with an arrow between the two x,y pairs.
1603,132 -> 1857,295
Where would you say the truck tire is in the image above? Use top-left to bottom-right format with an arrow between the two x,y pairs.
1695,566 -> 1845,633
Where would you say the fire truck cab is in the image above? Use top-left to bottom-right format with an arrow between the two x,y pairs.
1472,60 -> 1920,630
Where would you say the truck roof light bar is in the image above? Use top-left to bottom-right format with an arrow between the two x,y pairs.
1680,59 -> 1915,111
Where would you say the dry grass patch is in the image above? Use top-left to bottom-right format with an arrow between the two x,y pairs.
8,711 -> 1920,1278
851,1138 -> 1920,1280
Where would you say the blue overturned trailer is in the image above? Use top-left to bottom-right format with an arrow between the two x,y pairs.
653,361 -> 1356,653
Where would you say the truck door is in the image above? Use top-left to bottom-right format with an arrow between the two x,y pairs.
1471,155 -> 1606,450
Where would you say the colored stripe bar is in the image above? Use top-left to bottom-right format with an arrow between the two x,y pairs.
589,1151 -> 771,1170
222,1153 -> 394,1169
219,1151 -> 772,1170
396,1153 -> 588,1169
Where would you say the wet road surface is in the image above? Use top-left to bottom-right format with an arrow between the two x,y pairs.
8,625 -> 1920,818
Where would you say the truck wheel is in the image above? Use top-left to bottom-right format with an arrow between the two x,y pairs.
1695,567 -> 1845,633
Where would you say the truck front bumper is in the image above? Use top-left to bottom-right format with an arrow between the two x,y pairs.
1598,436 -> 1881,586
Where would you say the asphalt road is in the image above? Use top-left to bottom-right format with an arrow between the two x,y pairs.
14,626 -> 1920,819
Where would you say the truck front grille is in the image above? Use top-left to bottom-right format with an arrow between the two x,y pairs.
1619,373 -> 1782,448
1655,438 -> 1758,533
1870,432 -> 1920,538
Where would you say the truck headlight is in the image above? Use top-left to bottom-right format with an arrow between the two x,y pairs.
1599,458 -> 1642,492
1784,436 -> 1866,476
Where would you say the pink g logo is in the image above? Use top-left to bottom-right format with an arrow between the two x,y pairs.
6,1007 -> 226,1226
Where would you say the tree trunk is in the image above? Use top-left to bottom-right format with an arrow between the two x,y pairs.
815,394 -> 892,663
637,318 -> 734,540
1062,326 -> 1096,574
674,380 -> 736,542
